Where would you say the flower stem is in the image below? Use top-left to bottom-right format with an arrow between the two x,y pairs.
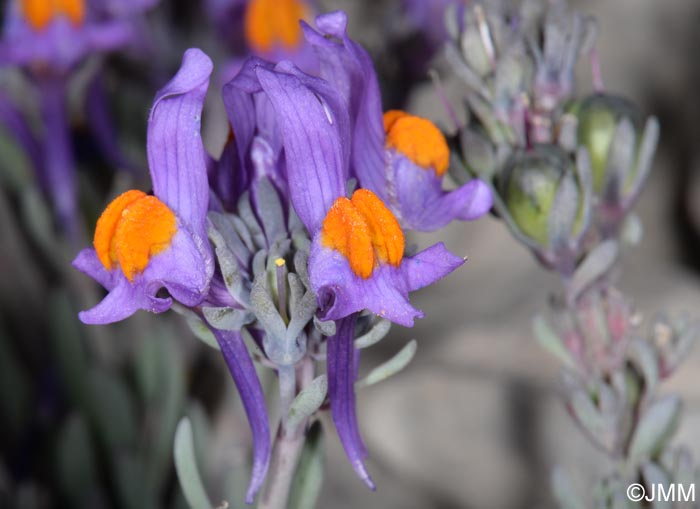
259,358 -> 315,509
258,428 -> 306,509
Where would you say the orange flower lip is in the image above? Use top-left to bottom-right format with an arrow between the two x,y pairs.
22,0 -> 85,31
321,189 -> 404,279
383,109 -> 450,176
244,0 -> 309,53
94,190 -> 178,282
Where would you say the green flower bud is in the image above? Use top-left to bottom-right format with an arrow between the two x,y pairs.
573,93 -> 643,193
500,145 -> 582,247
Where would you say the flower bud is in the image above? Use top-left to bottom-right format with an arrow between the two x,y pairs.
572,93 -> 643,193
500,144 -> 582,247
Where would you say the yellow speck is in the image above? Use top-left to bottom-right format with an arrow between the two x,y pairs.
275,257 -> 286,267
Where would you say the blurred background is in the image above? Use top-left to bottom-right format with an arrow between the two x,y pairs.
1,0 -> 700,508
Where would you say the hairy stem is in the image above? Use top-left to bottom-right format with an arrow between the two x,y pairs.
259,358 -> 315,509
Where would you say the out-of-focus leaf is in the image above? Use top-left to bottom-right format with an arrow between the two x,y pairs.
642,462 -> 672,509
138,329 -> 186,491
357,340 -> 417,388
0,126 -> 32,192
551,466 -> 586,509
568,240 -> 618,301
85,368 -> 137,452
570,389 -> 606,441
533,314 -> 574,368
629,396 -> 681,465
20,187 -> 55,255
287,375 -> 327,434
628,340 -> 658,398
49,292 -> 87,408
171,304 -> 220,351
620,213 -> 643,245
0,321 -> 30,437
115,452 -> 158,509
174,418 -> 213,509
289,421 -> 325,509
55,414 -> 96,506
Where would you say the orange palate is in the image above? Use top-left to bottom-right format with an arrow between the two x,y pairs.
350,189 -> 404,267
94,190 -> 177,282
383,109 -> 450,176
55,0 -> 85,27
244,0 -> 308,53
21,0 -> 52,30
22,0 -> 85,31
321,190 -> 405,279
321,196 -> 375,279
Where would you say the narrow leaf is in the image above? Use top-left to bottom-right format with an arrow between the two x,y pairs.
174,418 -> 213,509
355,319 -> 391,349
533,314 -> 574,368
357,340 -> 417,388
287,376 -> 328,434
629,396 -> 681,464
568,240 -> 618,301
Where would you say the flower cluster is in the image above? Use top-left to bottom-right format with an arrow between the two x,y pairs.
73,11 -> 492,504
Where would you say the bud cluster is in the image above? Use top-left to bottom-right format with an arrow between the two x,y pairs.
442,1 -> 697,506
447,0 -> 659,270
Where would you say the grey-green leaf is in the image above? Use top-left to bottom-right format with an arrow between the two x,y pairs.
171,304 -> 220,351
287,375 -> 328,434
551,466 -> 586,509
629,396 -> 681,465
174,418 -> 213,509
568,240 -> 618,302
533,314 -> 574,368
357,340 -> 417,388
203,306 -> 254,331
355,319 -> 391,349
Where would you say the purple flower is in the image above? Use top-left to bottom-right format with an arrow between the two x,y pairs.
0,0 -> 157,236
0,0 -> 155,75
229,44 -> 466,488
212,329 -> 270,505
216,57 -> 291,213
402,0 -> 460,49
73,53 -> 270,507
302,11 -> 493,232
206,0 -> 318,84
73,49 -> 214,324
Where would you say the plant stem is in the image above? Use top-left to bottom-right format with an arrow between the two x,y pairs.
259,358 -> 315,509
258,429 -> 306,509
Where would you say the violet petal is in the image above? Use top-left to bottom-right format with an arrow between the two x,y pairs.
212,328 -> 271,504
327,315 -> 375,489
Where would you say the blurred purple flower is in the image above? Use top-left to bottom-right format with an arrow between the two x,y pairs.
206,0 -> 318,84
402,0 -> 456,49
1,0 -> 156,74
303,11 -> 493,232
0,0 -> 157,235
